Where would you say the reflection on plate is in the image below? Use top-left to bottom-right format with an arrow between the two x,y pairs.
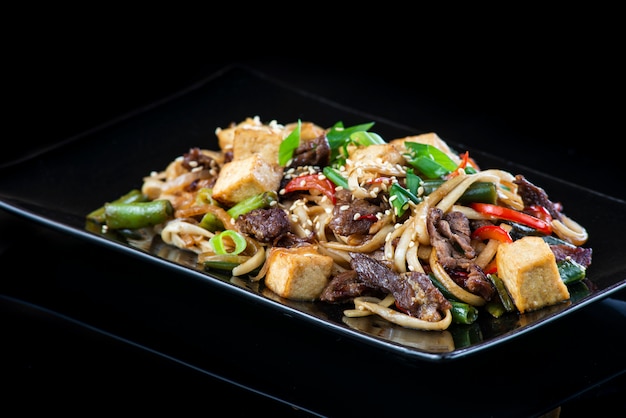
1,65 -> 625,362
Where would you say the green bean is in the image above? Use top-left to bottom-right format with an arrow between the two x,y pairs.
226,191 -> 278,220
558,258 -> 586,285
450,300 -> 479,325
421,180 -> 497,204
104,199 -> 173,229
487,274 -> 515,312
87,189 -> 148,224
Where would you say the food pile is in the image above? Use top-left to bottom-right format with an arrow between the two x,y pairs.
87,116 -> 593,330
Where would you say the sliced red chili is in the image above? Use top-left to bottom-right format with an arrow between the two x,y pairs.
447,151 -> 470,178
284,174 -> 336,204
469,203 -> 552,235
526,204 -> 552,223
471,225 -> 513,243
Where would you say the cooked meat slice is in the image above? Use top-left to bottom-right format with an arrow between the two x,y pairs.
287,134 -> 331,169
349,252 -> 452,321
319,270 -> 383,303
550,244 -> 593,267
235,207 -> 291,243
428,207 -> 495,301
427,207 -> 475,270
329,194 -> 383,236
514,174 -> 563,221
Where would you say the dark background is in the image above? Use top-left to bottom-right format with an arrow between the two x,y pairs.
9,15 -> 624,201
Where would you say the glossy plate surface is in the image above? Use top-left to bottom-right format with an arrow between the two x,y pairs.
2,65 -> 625,362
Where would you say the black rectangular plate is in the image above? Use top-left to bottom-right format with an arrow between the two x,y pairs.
2,65 -> 625,362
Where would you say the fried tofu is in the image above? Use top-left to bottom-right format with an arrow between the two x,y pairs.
232,124 -> 284,165
496,236 -> 570,313
283,121 -> 327,141
264,245 -> 334,301
211,154 -> 283,207
349,143 -> 405,167
215,117 -> 263,152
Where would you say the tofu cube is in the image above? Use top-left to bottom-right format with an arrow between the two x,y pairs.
212,154 -> 283,207
215,117 -> 262,152
283,121 -> 326,141
348,143 -> 406,169
264,246 -> 334,301
232,124 -> 284,164
496,236 -> 570,313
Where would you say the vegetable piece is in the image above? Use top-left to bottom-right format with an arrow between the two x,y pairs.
470,202 -> 553,235
284,174 -> 337,204
471,225 -> 513,243
422,180 -> 497,204
202,254 -> 251,272
104,199 -> 173,229
326,121 -> 376,166
226,191 -> 278,220
278,119 -> 301,166
87,189 -> 148,224
403,142 -> 459,179
526,204 -> 553,223
450,301 -> 479,325
209,230 -> 247,255
322,166 -> 349,189
487,274 -> 515,312
405,169 -> 422,195
484,299 -> 508,318
557,258 -> 586,285
389,182 -> 421,217
199,212 -> 224,231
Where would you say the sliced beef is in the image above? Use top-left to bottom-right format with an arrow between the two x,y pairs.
550,244 -> 593,268
348,252 -> 452,321
514,174 -> 563,221
319,269 -> 383,303
427,207 -> 475,270
287,134 -> 331,169
427,207 -> 495,301
329,189 -> 385,236
235,207 -> 291,243
182,147 -> 220,172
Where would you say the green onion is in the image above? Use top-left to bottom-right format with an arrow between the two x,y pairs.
389,182 -> 421,217
403,142 -> 458,179
278,119 -> 301,166
322,166 -> 349,189
209,230 -> 247,255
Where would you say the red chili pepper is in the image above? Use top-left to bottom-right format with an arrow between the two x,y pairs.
470,203 -> 552,235
526,204 -> 552,223
284,174 -> 336,204
446,151 -> 469,178
471,225 -> 513,243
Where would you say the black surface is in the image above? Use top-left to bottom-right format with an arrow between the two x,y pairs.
4,33 -> 626,415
